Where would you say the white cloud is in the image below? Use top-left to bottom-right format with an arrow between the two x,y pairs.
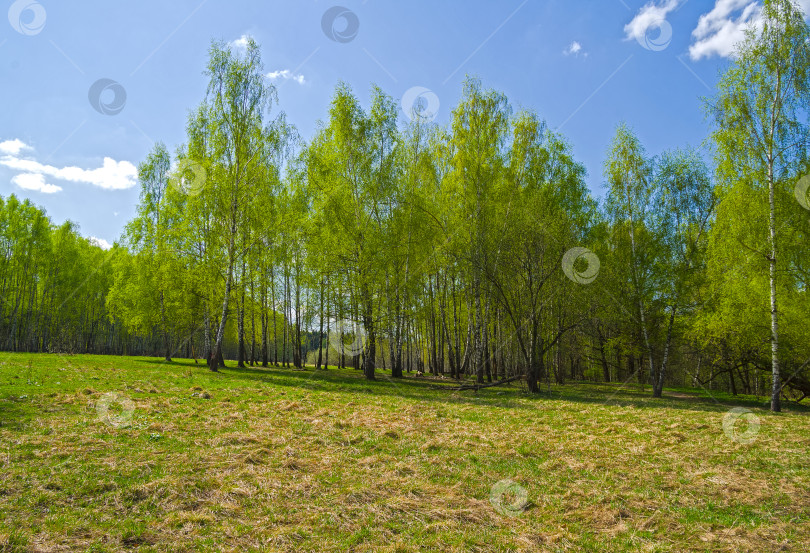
689,0 -> 762,60
564,41 -> 586,56
689,0 -> 810,61
0,139 -> 32,156
624,0 -> 682,43
11,173 -> 62,194
266,69 -> 306,85
229,34 -> 252,50
1,153 -> 137,191
89,237 -> 112,250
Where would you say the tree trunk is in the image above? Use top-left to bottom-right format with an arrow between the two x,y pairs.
209,268 -> 232,372
261,283 -> 268,367
250,279 -> 256,366
204,303 -> 212,366
362,284 -> 375,380
294,264 -> 302,368
160,290 -> 171,362
283,267 -> 289,368
599,329 -> 611,383
452,277 -> 461,378
324,282 -> 331,370
271,265 -> 278,366
653,304 -> 676,398
317,278 -> 324,370
237,263 -> 246,369
768,158 -> 781,412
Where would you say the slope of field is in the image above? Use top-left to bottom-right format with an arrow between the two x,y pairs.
0,354 -> 808,552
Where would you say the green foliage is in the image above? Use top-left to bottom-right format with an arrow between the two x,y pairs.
4,19 -> 810,402
703,0 -> 810,409
0,194 -> 132,354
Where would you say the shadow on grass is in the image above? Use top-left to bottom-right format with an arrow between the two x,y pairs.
131,356 -> 810,416
0,392 -> 74,431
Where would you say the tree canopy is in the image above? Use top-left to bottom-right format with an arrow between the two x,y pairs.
5,11 -> 810,410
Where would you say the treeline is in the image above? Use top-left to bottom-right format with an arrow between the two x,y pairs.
0,194 -> 145,355
6,1 -> 810,410
0,190 -> 322,360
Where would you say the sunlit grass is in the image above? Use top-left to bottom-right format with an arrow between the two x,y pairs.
0,353 -> 808,552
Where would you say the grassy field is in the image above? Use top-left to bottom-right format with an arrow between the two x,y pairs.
0,353 -> 808,552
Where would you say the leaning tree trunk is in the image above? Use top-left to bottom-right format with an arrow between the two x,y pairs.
209,270 -> 233,372
653,304 -> 677,398
210,262 -> 233,373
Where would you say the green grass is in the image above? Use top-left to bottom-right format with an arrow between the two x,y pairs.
0,353 -> 808,552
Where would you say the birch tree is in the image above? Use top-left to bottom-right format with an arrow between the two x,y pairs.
707,0 -> 810,411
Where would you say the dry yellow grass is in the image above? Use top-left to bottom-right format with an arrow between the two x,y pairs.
0,354 -> 808,551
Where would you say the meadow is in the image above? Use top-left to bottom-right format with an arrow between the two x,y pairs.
0,354 -> 808,552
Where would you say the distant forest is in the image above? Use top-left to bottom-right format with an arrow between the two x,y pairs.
2,1 -> 809,411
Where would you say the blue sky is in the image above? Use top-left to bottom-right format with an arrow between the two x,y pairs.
2,0 -> 805,247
